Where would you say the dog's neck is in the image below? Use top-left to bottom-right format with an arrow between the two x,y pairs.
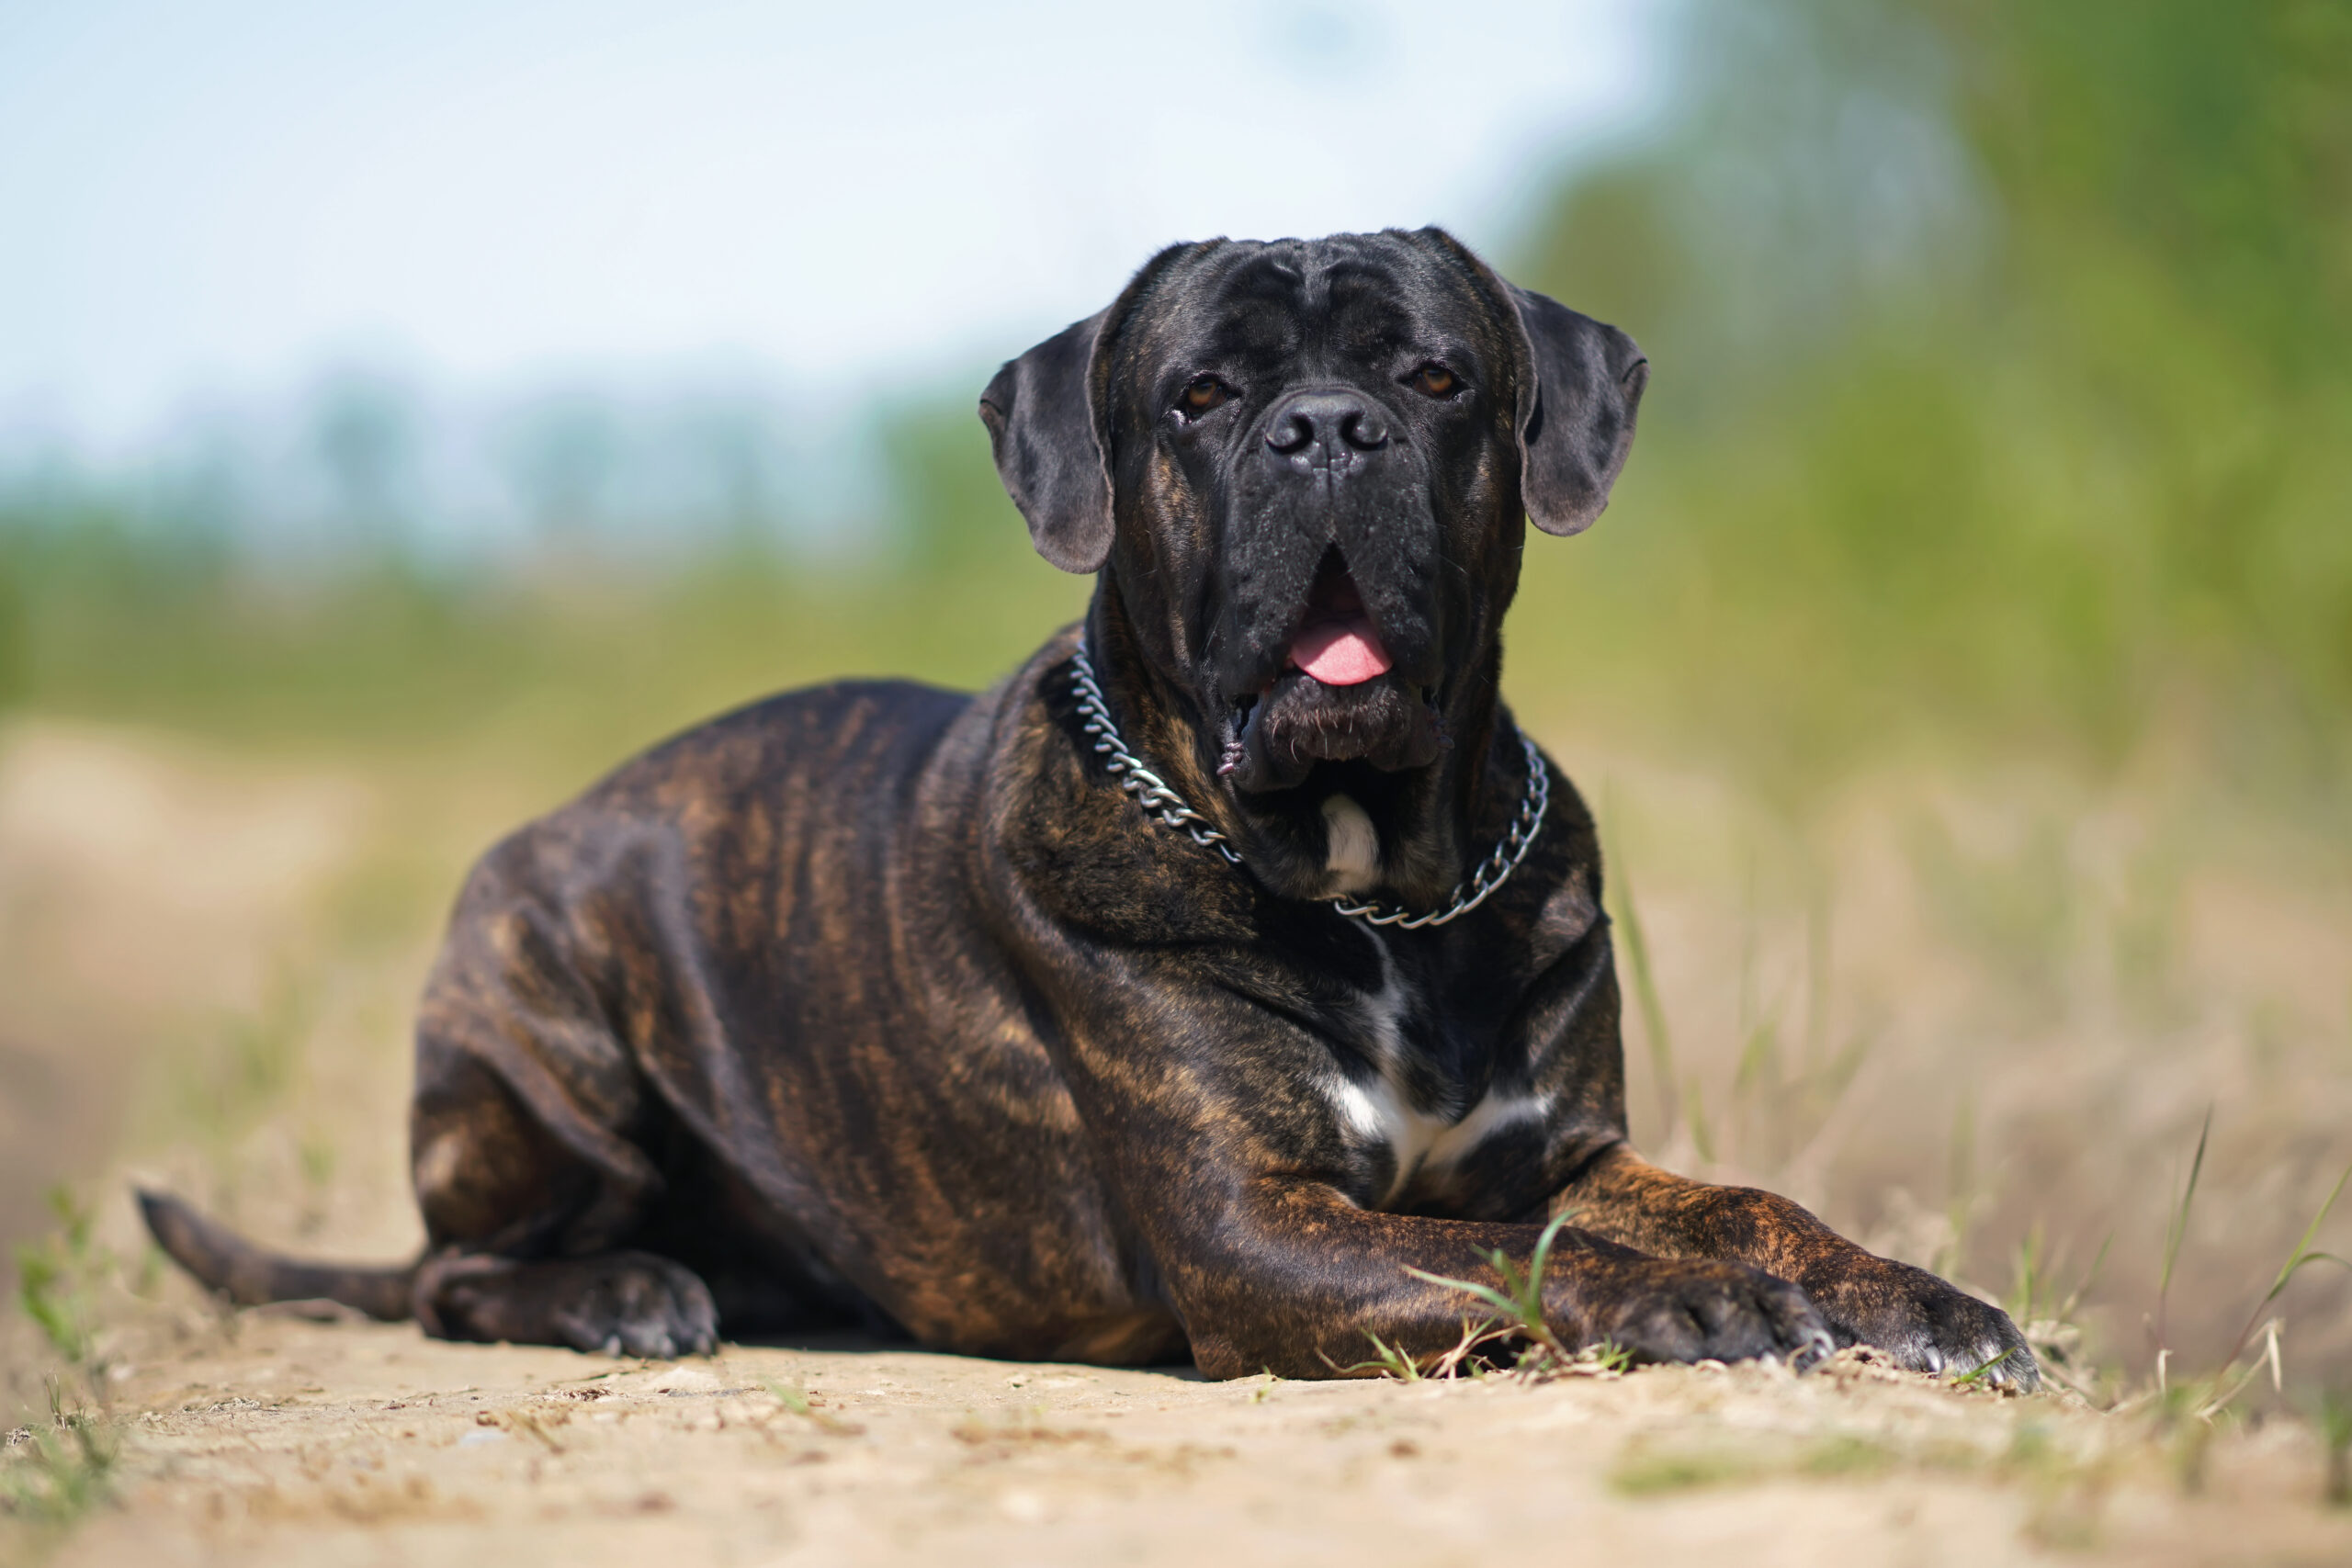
1081,580 -> 1508,910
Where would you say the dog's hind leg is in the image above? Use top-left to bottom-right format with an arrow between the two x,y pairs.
136,1047 -> 718,1357
406,1048 -> 718,1358
142,815 -> 741,1358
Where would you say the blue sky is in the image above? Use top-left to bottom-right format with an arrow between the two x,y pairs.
0,0 -> 1661,454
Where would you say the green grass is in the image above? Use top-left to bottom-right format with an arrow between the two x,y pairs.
1403,1208 -> 1581,1371
0,530 -> 1086,773
5,1189 -> 124,1544
1407,1210 -> 1577,1348
1332,1210 -> 1646,1382
2222,1160 -> 2352,1371
1798,1434 -> 1901,1479
2317,1391 -> 2351,1508
1600,795 -> 1684,1150
1,1399 -> 117,1534
14,1190 -> 107,1371
1324,1331 -> 1427,1382
2128,1119 -> 2352,1424
2154,1109 -> 2213,1373
1611,1433 -> 1920,1496
1609,1444 -> 1769,1496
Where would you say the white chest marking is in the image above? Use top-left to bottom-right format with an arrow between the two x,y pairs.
1323,935 -> 1551,1203
1321,794 -> 1381,895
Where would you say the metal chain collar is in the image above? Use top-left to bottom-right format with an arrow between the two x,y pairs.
1069,634 -> 1548,930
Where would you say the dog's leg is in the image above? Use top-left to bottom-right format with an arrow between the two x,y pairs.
1169,1180 -> 1833,1380
1554,1145 -> 2037,1387
413,1251 -> 717,1359
406,1049 -> 718,1358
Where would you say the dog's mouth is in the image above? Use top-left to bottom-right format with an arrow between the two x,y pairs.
1219,550 -> 1442,795
1284,555 -> 1392,686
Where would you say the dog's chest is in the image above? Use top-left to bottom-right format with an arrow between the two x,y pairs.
1320,935 -> 1544,1204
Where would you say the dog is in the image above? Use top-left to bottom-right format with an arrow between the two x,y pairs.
141,228 -> 2036,1388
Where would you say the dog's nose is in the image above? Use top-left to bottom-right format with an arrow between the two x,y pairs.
1264,390 -> 1389,457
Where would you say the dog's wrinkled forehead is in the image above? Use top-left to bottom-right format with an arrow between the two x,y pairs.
1108,234 -> 1514,411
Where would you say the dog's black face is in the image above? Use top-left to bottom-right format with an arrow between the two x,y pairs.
983,228 -> 1647,904
1109,235 -> 1511,797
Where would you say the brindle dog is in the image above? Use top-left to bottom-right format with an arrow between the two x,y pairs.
141,228 -> 2036,1387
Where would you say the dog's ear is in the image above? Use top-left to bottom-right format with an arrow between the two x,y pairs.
978,308 -> 1115,573
1504,282 -> 1649,536
980,243 -> 1207,573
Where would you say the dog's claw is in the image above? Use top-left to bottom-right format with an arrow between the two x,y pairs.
1805,1257 -> 2041,1393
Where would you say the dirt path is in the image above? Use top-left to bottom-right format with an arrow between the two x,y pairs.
20,1313 -> 2348,1567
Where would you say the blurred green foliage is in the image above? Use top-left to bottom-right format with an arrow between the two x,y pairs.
0,412 -> 1081,776
1510,0 -> 2352,804
1,0 -> 2345,812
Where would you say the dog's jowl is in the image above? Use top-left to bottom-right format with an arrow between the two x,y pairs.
141,228 -> 2036,1387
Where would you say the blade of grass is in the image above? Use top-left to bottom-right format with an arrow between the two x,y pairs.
2221,1158 -> 2352,1371
2057,1232 -> 2113,1325
1402,1267 -> 1520,1323
1684,1076 -> 1717,1165
1404,1209 -> 1580,1359
2154,1108 -> 2211,1356
1940,1091 -> 1977,1279
1601,789 -> 1679,1143
2007,1224 -> 2047,1325
1318,1331 -> 1427,1381
1951,1347 -> 2021,1388
2316,1391 -> 2350,1507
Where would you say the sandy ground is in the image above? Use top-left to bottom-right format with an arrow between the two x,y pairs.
23,1314 -> 2352,1568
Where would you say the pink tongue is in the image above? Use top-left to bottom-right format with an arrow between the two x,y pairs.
1289,620 -> 1393,686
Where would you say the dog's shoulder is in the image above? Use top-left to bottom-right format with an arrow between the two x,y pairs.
977,629 -> 1266,947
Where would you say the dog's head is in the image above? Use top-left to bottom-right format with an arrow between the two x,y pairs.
982,228 -> 1646,903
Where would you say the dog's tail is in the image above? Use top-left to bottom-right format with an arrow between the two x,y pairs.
136,1189 -> 416,1322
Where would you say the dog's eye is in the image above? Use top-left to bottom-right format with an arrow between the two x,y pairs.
1179,376 -> 1230,416
1408,364 -> 1457,399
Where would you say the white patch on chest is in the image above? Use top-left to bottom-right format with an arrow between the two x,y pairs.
1323,934 -> 1551,1204
1321,794 -> 1381,895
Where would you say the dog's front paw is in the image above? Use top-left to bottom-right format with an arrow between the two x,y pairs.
1807,1256 -> 2038,1390
1589,1258 -> 1835,1371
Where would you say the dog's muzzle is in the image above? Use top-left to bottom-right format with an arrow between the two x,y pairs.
1220,547 -> 1446,795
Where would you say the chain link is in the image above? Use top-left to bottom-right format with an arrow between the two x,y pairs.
1069,634 -> 1546,929
1069,636 -> 1245,866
